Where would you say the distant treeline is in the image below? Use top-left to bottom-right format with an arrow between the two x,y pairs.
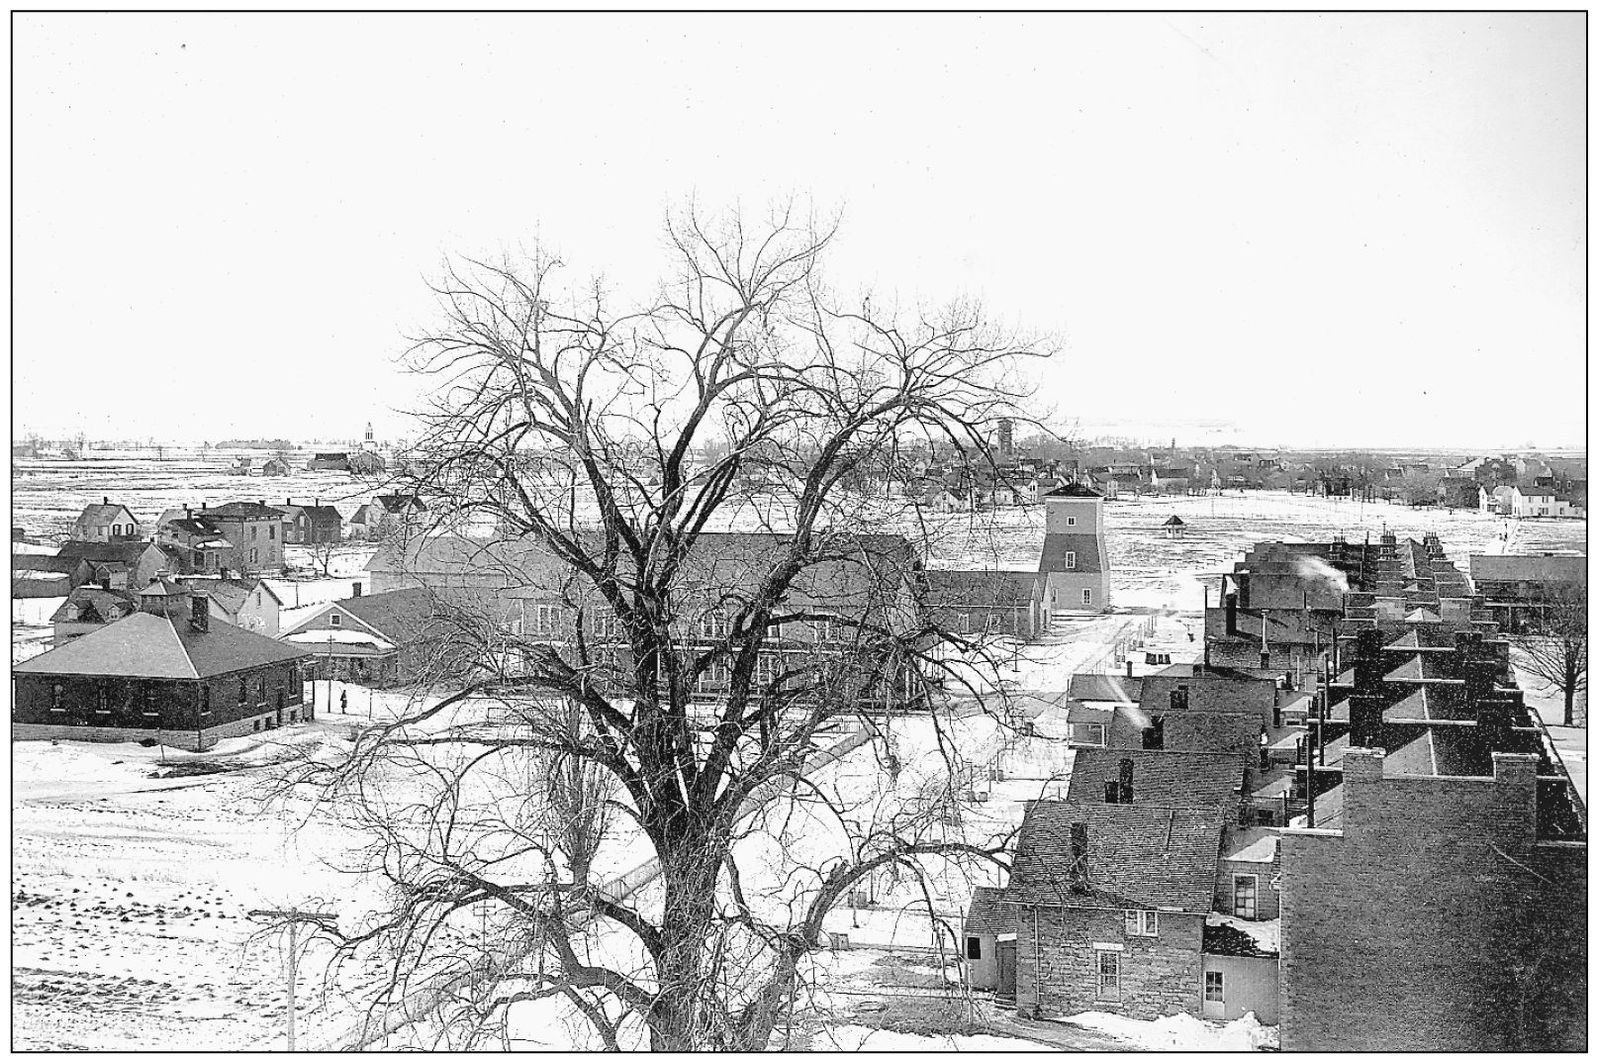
212,440 -> 303,450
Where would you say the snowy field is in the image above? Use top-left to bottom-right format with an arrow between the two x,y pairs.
12,453 -> 395,542
9,488 -> 1580,1050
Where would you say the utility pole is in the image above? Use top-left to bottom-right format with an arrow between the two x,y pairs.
247,909 -> 338,1052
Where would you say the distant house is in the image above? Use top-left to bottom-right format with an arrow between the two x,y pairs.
177,573 -> 284,636
1508,485 -> 1576,519
12,578 -> 311,749
260,456 -> 292,476
70,499 -> 139,543
277,587 -> 451,687
227,456 -> 252,476
50,585 -> 140,643
1038,484 -> 1111,615
191,501 -> 288,572
56,539 -> 178,591
277,501 -> 343,545
348,450 -> 388,475
922,570 -> 1045,641
307,452 -> 353,471
159,509 -> 236,574
349,494 -> 427,541
1163,515 -> 1186,538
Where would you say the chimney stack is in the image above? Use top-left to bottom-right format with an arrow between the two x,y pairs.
103,496 -> 109,505
352,582 -> 363,598
1119,759 -> 1134,804
190,592 -> 210,633
1225,592 -> 1238,635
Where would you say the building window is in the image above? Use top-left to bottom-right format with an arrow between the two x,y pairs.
1233,875 -> 1258,920
143,684 -> 159,718
1095,951 -> 1120,1001
51,684 -> 65,712
1069,722 -> 1106,746
700,612 -> 728,639
269,525 -> 276,540
958,613 -> 972,634
96,686 -> 111,715
965,936 -> 981,960
535,605 -> 558,634
251,526 -> 258,540
1066,516 -> 1076,527
239,678 -> 248,703
764,621 -> 782,640
1123,910 -> 1159,937
1082,588 -> 1093,607
1170,685 -> 1190,710
1065,551 -> 1077,570
756,653 -> 781,686
201,686 -> 212,715
1204,970 -> 1225,1004
330,614 -> 342,628
253,720 -> 261,733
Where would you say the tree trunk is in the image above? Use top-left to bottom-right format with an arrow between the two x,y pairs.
1564,661 -> 1577,727
652,842 -> 726,1050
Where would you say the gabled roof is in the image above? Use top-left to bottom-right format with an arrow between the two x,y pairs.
1069,673 -> 1142,703
177,576 -> 282,615
50,586 -> 138,625
164,516 -> 227,538
14,553 -> 83,575
1007,800 -> 1226,913
74,502 -> 136,530
369,531 -> 924,614
57,540 -> 155,564
328,587 -> 446,646
1066,747 -> 1247,810
13,612 -> 309,679
923,570 -> 1039,610
375,494 -> 426,513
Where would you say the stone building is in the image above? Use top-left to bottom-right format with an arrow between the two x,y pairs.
968,748 -> 1281,1026
1280,748 -> 1585,1051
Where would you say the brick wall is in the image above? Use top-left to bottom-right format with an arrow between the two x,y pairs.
13,662 -> 305,736
1014,905 -> 1202,1020
1279,749 -> 1586,1051
1140,674 -> 1276,719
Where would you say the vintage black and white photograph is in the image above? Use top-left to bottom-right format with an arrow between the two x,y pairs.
8,10 -> 1588,1052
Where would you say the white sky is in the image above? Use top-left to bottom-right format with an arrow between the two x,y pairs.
12,13 -> 1586,450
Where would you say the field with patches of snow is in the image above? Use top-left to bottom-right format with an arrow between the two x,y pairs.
12,453 -> 393,542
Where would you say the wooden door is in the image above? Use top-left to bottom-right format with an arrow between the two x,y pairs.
996,938 -> 1017,1000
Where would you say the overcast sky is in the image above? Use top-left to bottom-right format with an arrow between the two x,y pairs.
13,13 -> 1586,450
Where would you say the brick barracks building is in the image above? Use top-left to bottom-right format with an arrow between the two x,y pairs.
12,575 -> 312,750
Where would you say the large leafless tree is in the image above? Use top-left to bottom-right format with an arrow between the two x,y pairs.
297,204 -> 1061,1050
1516,582 -> 1587,727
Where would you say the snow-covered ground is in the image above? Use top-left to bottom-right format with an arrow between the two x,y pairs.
1511,645 -> 1587,811
1062,1010 -> 1277,1051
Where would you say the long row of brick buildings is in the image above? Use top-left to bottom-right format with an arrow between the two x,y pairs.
963,530 -> 1585,1050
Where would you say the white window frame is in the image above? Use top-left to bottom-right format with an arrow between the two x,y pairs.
1065,551 -> 1077,570
1095,950 -> 1121,1002
1123,909 -> 1159,937
535,604 -> 558,634
756,653 -> 781,686
1204,969 -> 1225,1004
1082,588 -> 1094,606
1233,874 -> 1259,920
1066,516 -> 1077,527
330,613 -> 342,628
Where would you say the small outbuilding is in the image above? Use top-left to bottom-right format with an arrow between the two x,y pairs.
1164,515 -> 1187,539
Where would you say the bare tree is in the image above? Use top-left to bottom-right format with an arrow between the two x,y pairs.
293,204 -> 1057,1050
1516,582 -> 1587,727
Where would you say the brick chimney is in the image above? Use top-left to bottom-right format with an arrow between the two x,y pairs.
190,592 -> 210,633
1119,758 -> 1134,804
1353,627 -> 1384,691
1225,592 -> 1238,635
352,582 -> 363,598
